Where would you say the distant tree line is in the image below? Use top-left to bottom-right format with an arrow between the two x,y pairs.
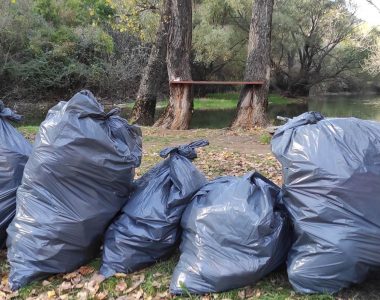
0,0 -> 379,103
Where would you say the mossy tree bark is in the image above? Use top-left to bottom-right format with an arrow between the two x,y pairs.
154,0 -> 193,130
231,0 -> 274,129
131,0 -> 171,126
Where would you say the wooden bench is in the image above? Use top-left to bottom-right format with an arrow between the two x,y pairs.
169,80 -> 264,86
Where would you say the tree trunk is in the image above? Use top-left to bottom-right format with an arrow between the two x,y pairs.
154,0 -> 193,130
231,0 -> 274,129
131,0 -> 171,126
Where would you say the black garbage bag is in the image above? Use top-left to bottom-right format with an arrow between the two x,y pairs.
6,90 -> 142,290
170,172 -> 290,294
100,140 -> 208,277
0,102 -> 32,248
271,112 -> 380,294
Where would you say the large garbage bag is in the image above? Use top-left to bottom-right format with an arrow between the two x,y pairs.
170,172 -> 290,294
6,90 -> 142,290
100,140 -> 208,277
0,102 -> 32,248
271,112 -> 380,294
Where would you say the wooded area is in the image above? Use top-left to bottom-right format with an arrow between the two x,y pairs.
0,0 -> 380,128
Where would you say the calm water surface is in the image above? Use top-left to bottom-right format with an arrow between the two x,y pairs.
14,94 -> 380,129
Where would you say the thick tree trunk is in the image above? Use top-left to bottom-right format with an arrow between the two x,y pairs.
231,0 -> 274,129
131,0 -> 171,126
154,0 -> 193,130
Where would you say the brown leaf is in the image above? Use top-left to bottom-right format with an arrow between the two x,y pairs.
244,287 -> 255,298
59,281 -> 72,292
125,274 -> 145,293
152,280 -> 161,288
76,291 -> 89,300
132,289 -> 143,300
115,280 -> 127,292
90,273 -> 106,284
62,272 -> 78,280
71,274 -> 82,285
84,280 -> 100,295
78,265 -> 95,276
114,273 -> 128,278
238,290 -> 245,299
95,291 -> 108,300
74,283 -> 84,289
46,290 -> 56,298
42,280 -> 50,287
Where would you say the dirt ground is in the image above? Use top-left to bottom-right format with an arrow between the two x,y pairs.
141,127 -> 272,154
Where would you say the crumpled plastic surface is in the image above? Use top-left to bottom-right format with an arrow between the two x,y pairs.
100,140 -> 208,277
170,172 -> 290,294
271,112 -> 380,294
7,90 -> 142,290
0,101 -> 32,248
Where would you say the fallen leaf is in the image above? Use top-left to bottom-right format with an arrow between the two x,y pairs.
125,274 -> 145,293
96,291 -> 108,300
74,283 -> 84,289
238,290 -> 245,299
84,280 -> 100,295
63,272 -> 78,280
47,290 -> 56,298
59,294 -> 69,300
71,274 -> 82,285
76,291 -> 89,300
42,280 -> 50,287
132,289 -> 143,299
59,281 -> 72,291
115,280 -> 127,292
114,273 -> 128,278
90,273 -> 106,284
78,265 -> 95,276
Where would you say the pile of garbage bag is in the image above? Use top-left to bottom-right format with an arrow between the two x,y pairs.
0,102 -> 32,248
6,90 -> 142,290
1,94 -> 380,297
170,172 -> 290,294
101,140 -> 208,277
272,112 -> 380,294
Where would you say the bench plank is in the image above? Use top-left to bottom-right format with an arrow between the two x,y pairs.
169,80 -> 264,85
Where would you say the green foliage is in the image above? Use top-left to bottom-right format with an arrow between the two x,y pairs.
0,0 -> 149,101
259,133 -> 271,144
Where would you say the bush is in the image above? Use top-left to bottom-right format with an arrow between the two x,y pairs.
0,0 -> 150,102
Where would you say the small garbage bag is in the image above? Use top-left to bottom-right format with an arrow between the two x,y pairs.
170,172 -> 290,294
271,112 -> 380,294
6,90 -> 142,290
0,102 -> 32,248
100,140 -> 208,277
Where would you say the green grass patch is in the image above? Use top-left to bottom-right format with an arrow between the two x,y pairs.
259,133 -> 272,145
126,93 -> 300,111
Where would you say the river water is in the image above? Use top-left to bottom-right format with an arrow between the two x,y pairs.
308,95 -> 380,121
13,94 -> 380,128
191,94 -> 380,128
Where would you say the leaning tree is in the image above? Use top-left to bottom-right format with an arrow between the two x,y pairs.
231,0 -> 274,129
154,0 -> 193,129
131,0 -> 171,126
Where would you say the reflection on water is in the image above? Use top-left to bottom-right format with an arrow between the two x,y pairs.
12,94 -> 380,129
308,95 -> 380,121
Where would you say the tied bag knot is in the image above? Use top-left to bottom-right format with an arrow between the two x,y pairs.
0,101 -> 22,122
159,139 -> 209,160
